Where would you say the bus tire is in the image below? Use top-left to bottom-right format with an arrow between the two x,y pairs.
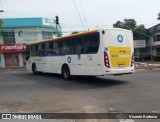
32,63 -> 37,75
62,65 -> 71,80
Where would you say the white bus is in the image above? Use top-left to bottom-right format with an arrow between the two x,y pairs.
26,28 -> 134,79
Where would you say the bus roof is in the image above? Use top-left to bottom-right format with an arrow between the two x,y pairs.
26,29 -> 99,45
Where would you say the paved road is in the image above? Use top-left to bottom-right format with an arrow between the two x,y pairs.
0,68 -> 160,122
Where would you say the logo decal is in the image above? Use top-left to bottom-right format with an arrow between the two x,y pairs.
117,35 -> 123,43
68,56 -> 71,63
104,47 -> 108,52
18,31 -> 23,37
78,54 -> 81,60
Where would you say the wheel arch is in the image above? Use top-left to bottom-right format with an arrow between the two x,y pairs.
61,63 -> 69,74
32,62 -> 36,68
32,62 -> 37,71
61,63 -> 72,80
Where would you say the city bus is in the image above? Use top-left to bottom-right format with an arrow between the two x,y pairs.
26,28 -> 134,79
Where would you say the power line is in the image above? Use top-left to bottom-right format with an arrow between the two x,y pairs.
62,24 -> 108,26
0,0 -> 4,12
60,24 -> 113,28
133,29 -> 150,38
72,0 -> 86,31
60,22 -> 159,28
78,0 -> 87,26
69,0 -> 81,26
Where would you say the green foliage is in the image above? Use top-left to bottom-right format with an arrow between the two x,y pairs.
113,18 -> 147,40
113,21 -> 124,28
0,19 -> 3,28
123,19 -> 136,30
113,18 -> 136,30
157,12 -> 160,20
153,55 -> 160,61
134,24 -> 148,40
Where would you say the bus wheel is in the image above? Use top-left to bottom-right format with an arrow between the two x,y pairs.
32,64 -> 37,75
62,65 -> 71,80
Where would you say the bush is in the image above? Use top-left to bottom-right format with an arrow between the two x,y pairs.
153,55 -> 160,61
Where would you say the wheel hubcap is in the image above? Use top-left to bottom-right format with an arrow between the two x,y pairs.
63,66 -> 70,78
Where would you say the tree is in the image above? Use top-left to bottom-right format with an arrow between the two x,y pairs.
113,21 -> 124,28
123,19 -> 136,30
113,18 -> 147,40
133,24 -> 148,40
0,19 -> 2,28
113,18 -> 136,30
157,12 -> 160,20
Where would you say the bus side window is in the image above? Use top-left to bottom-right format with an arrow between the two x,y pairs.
75,36 -> 84,54
25,45 -> 30,61
31,44 -> 38,56
45,42 -> 52,56
52,40 -> 62,55
70,36 -> 84,54
38,44 -> 45,56
48,42 -> 53,56
70,38 -> 76,54
61,39 -> 70,55
84,33 -> 100,54
38,44 -> 41,56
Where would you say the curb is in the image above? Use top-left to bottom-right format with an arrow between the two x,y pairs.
135,66 -> 160,71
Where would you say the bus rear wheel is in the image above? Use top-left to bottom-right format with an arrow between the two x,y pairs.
62,65 -> 71,80
32,64 -> 37,75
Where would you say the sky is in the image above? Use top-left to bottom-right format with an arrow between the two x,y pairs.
1,0 -> 160,34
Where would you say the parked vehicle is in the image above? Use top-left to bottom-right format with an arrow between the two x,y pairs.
142,54 -> 151,61
134,54 -> 144,61
134,54 -> 151,61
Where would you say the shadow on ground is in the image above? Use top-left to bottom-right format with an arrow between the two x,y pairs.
15,72 -> 128,91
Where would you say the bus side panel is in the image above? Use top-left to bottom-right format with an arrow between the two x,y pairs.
43,55 -> 99,76
36,57 -> 45,72
26,58 -> 32,73
44,56 -> 63,74
65,54 -> 99,76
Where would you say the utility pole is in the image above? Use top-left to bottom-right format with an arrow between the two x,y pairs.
0,0 -> 4,29
0,0 -> 4,12
54,16 -> 59,37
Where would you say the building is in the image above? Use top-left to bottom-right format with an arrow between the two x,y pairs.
147,23 -> 160,56
0,17 -> 62,68
133,23 -> 160,61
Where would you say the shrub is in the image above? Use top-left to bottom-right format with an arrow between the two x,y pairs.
153,55 -> 160,61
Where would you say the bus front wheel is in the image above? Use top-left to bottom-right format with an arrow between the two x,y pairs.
62,65 -> 71,80
32,64 -> 37,74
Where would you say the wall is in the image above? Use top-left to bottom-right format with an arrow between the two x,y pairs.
0,53 -> 5,67
0,53 -> 1,67
15,27 -> 42,43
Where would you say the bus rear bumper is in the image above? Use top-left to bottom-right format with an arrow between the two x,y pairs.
103,67 -> 134,75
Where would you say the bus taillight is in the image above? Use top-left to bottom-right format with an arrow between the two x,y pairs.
131,53 -> 134,67
104,52 -> 110,68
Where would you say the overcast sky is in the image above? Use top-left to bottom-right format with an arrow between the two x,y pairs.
1,0 -> 160,33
